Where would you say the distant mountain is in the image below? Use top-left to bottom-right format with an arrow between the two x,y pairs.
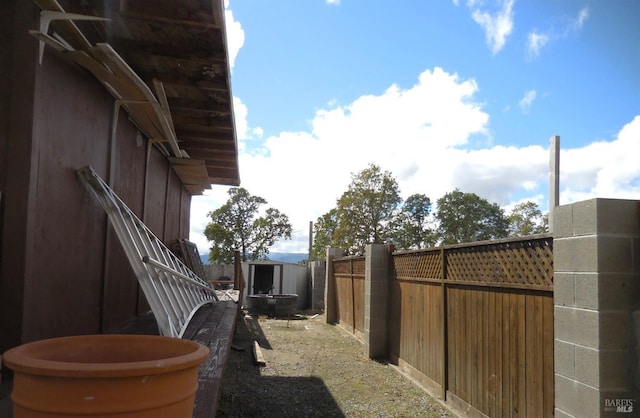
267,252 -> 309,264
200,252 -> 308,265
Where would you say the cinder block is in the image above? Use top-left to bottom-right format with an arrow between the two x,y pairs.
555,339 -> 576,378
597,273 -> 640,310
595,199 -> 640,235
555,306 -> 599,348
599,349 -> 632,389
573,273 -> 597,310
634,238 -> 640,273
553,204 -> 574,239
574,345 -> 599,387
572,199 -> 598,236
554,236 -> 598,273
555,374 -> 601,418
554,273 -> 575,307
599,311 -> 631,350
554,306 -> 575,343
597,236 -> 634,274
554,408 -> 575,418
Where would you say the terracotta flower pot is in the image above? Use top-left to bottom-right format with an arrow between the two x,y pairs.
3,334 -> 209,417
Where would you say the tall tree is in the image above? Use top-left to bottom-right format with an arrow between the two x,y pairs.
508,201 -> 548,236
391,193 -> 436,250
312,208 -> 342,261
336,164 -> 402,255
312,164 -> 402,256
204,187 -> 292,263
435,189 -> 509,244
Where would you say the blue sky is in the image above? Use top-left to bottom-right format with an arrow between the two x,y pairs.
190,0 -> 640,254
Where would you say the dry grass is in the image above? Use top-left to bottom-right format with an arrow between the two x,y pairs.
217,312 -> 452,418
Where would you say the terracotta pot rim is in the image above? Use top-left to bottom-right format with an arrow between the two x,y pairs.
3,334 -> 209,378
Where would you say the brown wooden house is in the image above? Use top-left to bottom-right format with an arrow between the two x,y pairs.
0,0 -> 239,354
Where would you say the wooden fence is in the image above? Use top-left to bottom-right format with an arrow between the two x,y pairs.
333,256 -> 366,339
331,235 -> 554,418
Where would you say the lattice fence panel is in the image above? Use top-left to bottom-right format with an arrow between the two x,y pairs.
446,236 -> 553,288
333,259 -> 352,275
352,258 -> 366,276
392,250 -> 442,280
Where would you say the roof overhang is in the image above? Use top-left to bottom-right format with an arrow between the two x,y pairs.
32,0 -> 240,191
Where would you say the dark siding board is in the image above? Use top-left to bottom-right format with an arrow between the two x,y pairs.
102,120 -> 146,332
22,50 -> 112,341
144,149 -> 169,238
180,187 -> 191,239
0,0 -> 14,191
0,0 -> 39,352
164,168 -> 182,242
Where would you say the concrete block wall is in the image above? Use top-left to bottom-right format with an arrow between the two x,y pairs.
324,245 -> 392,359
310,260 -> 326,311
554,198 -> 640,417
363,244 -> 392,359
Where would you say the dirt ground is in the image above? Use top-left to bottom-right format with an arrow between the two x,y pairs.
216,312 -> 453,418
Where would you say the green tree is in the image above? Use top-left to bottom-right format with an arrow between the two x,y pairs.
204,187 -> 292,263
336,164 -> 402,255
508,201 -> 549,236
312,164 -> 402,256
435,189 -> 509,244
311,209 -> 342,261
391,193 -> 436,250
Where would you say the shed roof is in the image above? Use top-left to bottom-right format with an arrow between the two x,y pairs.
33,0 -> 240,192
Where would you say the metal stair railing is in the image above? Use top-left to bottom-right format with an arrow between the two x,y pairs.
78,166 -> 217,338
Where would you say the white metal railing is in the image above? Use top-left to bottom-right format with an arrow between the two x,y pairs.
78,166 -> 217,338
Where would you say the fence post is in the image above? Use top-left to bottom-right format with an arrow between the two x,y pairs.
325,248 -> 342,324
553,198 -> 640,417
364,244 -> 392,359
310,261 -> 326,311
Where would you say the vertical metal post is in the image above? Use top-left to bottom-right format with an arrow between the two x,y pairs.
549,135 -> 560,232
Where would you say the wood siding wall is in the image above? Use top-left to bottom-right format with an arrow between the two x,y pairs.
332,235 -> 554,418
0,1 -> 193,351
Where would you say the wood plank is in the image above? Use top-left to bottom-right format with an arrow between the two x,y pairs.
508,292 -> 517,417
35,0 -> 95,51
471,286 -> 478,409
531,295 -> 544,417
542,294 -> 555,417
192,301 -> 238,418
253,341 -> 266,366
447,286 -> 457,395
495,290 -> 503,418
517,293 -> 526,418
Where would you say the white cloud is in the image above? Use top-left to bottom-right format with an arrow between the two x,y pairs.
518,90 -> 537,113
571,6 -> 589,31
560,115 -> 640,204
192,63 -> 640,254
470,0 -> 515,55
527,31 -> 550,58
194,67 -> 493,253
224,4 -> 245,70
525,5 -> 589,59
326,0 -> 341,5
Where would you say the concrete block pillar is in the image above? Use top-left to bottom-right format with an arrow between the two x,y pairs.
364,244 -> 392,359
325,248 -> 342,324
553,198 -> 640,417
310,260 -> 326,311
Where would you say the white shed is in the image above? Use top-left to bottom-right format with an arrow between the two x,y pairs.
242,261 -> 309,310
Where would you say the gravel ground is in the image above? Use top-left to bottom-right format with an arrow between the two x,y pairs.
216,312 -> 453,418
